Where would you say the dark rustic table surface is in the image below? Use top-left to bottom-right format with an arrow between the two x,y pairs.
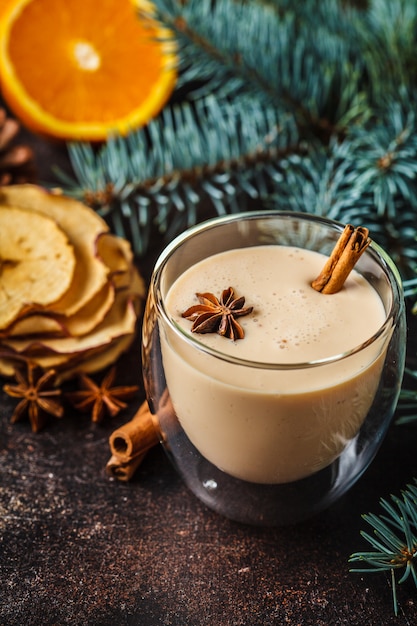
1,119 -> 417,626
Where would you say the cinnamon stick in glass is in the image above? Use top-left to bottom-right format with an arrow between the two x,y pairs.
311,224 -> 370,294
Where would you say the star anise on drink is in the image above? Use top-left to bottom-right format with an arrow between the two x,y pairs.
66,367 -> 139,423
3,361 -> 64,433
181,287 -> 253,340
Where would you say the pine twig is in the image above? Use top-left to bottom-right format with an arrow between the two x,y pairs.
396,368 -> 417,426
404,277 -> 417,315
54,95 -> 299,253
349,479 -> 417,616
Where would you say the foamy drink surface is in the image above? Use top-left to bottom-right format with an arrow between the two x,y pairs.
162,245 -> 389,484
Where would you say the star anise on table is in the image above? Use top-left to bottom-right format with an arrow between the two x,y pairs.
3,361 -> 64,433
66,367 -> 139,424
182,286 -> 253,340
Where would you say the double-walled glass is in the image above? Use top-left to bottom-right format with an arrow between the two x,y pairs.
142,212 -> 406,525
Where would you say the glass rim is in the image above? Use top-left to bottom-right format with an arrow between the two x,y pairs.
151,211 -> 403,371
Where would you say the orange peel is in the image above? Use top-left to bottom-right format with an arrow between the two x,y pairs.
0,0 -> 177,141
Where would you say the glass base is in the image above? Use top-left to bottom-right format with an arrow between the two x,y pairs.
160,414 -> 363,526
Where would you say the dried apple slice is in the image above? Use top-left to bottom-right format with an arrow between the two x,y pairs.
0,358 -> 15,377
2,314 -> 65,337
96,232 -> 133,272
60,282 -> 116,336
3,287 -> 138,357
129,266 -> 147,313
0,206 -> 75,329
4,282 -> 115,338
0,186 -> 146,384
0,291 -> 140,378
0,184 -> 110,316
3,235 -> 141,338
55,335 -> 135,383
96,232 -> 137,290
0,333 -> 136,383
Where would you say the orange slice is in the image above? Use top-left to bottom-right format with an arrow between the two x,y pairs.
0,0 -> 177,141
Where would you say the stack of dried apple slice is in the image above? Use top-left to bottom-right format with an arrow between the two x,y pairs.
0,184 -> 145,383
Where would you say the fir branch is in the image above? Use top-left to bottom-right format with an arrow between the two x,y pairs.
396,368 -> 417,426
346,104 -> 417,219
265,139 -> 370,221
265,132 -> 417,278
349,479 -> 417,616
403,277 -> 417,302
358,0 -> 417,105
341,197 -> 417,280
150,0 -> 370,134
55,94 -> 299,253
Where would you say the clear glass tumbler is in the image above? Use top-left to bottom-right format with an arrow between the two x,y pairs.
142,212 -> 406,525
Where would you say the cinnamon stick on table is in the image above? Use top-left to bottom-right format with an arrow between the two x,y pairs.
106,452 -> 147,482
311,224 -> 370,294
109,400 -> 159,461
106,400 -> 160,481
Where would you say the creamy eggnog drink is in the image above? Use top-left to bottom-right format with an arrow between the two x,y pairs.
161,244 -> 389,484
143,212 -> 405,524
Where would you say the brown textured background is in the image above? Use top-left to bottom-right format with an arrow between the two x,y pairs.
0,113 -> 417,626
